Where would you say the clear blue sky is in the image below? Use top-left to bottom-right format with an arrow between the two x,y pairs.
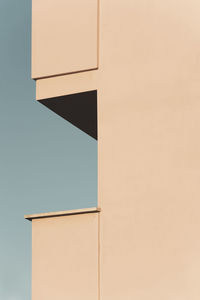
0,0 -> 97,298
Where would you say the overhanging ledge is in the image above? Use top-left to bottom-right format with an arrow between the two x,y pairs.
24,207 -> 101,221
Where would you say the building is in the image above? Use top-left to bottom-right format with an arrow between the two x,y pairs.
25,0 -> 200,299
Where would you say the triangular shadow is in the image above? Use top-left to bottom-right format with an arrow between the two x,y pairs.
39,90 -> 97,139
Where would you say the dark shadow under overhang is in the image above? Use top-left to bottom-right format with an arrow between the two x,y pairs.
39,90 -> 97,139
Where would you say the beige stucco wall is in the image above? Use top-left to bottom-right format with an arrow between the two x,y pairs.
33,0 -> 200,299
32,0 -> 99,79
99,1 -> 200,299
32,212 -> 99,300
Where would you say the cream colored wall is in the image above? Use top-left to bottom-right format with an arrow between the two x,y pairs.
32,0 -> 98,79
33,0 -> 200,299
99,0 -> 200,299
32,212 -> 99,300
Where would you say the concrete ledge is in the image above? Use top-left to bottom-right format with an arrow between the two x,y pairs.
24,207 -> 101,221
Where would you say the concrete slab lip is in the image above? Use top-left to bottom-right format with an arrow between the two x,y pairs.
24,207 -> 101,221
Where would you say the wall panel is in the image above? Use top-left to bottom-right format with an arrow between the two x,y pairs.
32,213 -> 99,300
32,0 -> 98,78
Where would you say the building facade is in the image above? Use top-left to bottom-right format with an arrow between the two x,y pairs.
25,0 -> 200,299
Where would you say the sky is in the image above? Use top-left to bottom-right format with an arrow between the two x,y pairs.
0,0 -> 97,298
